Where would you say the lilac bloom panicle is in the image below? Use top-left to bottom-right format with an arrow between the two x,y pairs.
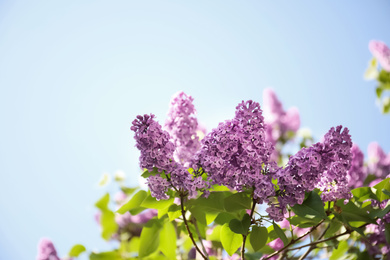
368,142 -> 390,179
269,126 -> 352,221
346,144 -> 367,189
369,40 -> 390,72
36,238 -> 60,260
165,91 -> 201,167
131,99 -> 208,200
194,100 -> 276,203
263,89 -> 301,162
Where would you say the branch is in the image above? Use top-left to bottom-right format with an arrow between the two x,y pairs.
262,219 -> 325,260
288,223 -> 370,253
180,195 -> 208,260
298,223 -> 330,260
241,198 -> 257,260
193,218 -> 210,259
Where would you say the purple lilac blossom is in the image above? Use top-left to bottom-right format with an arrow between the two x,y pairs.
193,100 -> 276,202
165,92 -> 201,167
369,40 -> 390,72
269,126 -> 352,221
36,238 -> 60,260
279,212 -> 309,237
366,198 -> 390,257
263,89 -> 301,162
368,142 -> 390,179
188,241 -> 217,259
131,112 -> 207,200
346,144 -> 367,189
261,238 -> 284,260
115,209 -> 158,237
131,114 -> 175,173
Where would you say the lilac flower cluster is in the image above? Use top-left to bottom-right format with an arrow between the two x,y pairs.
366,200 -> 390,257
165,92 -> 201,167
263,89 -> 300,162
369,40 -> 390,72
131,95 -> 207,200
193,100 -> 276,203
368,142 -> 390,179
346,144 -> 367,189
269,126 -> 352,221
36,238 -> 60,260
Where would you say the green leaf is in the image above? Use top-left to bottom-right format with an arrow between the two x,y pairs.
229,214 -> 251,235
373,178 -> 390,202
352,187 -> 378,202
188,192 -> 229,212
116,190 -> 147,214
224,192 -> 252,211
376,86 -> 384,99
159,221 -> 176,259
220,223 -> 242,256
378,70 -> 390,84
329,240 -> 348,260
272,222 -> 288,246
324,219 -> 343,238
141,194 -> 174,209
385,223 -> 390,244
382,97 -> 390,114
207,225 -> 222,242
121,187 -> 138,195
214,212 -> 236,225
95,193 -> 118,240
95,193 -> 110,210
68,244 -> 86,257
292,191 -> 327,220
335,200 -> 376,224
141,167 -> 160,178
100,210 -> 118,240
364,57 -> 378,80
139,220 -> 161,257
250,226 -> 268,252
288,215 -> 318,228
89,251 -> 122,260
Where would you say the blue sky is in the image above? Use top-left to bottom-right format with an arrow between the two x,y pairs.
0,1 -> 389,259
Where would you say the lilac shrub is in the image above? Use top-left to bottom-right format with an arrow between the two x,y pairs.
37,90 -> 390,260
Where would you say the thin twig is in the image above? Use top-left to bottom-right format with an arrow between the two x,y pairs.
262,219 -> 325,260
193,218 -> 210,259
180,195 -> 208,260
288,223 -> 369,253
241,198 -> 257,260
298,222 -> 330,260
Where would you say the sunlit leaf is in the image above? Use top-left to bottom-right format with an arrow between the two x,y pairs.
250,226 -> 268,252
220,223 -> 242,256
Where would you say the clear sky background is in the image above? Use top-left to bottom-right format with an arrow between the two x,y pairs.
0,1 -> 389,259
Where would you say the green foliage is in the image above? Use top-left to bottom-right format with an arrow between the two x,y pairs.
329,240 -> 348,260
291,191 -> 327,221
249,226 -> 268,251
272,222 -> 288,246
95,193 -> 118,240
224,192 -> 252,211
116,190 -> 147,214
159,221 -> 177,259
139,219 -> 162,258
90,251 -> 122,260
229,214 -> 251,235
68,244 -> 86,257
372,178 -> 390,202
220,223 -> 242,256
